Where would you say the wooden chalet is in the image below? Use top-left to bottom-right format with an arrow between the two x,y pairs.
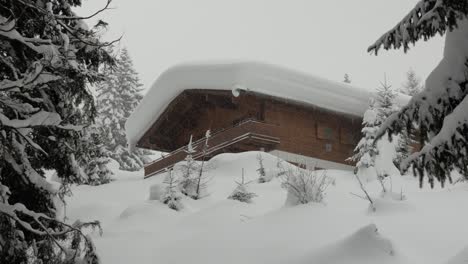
125,62 -> 408,178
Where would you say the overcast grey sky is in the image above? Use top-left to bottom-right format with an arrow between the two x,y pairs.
78,0 -> 444,93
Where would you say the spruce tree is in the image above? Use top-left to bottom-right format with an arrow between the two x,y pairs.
0,0 -> 114,263
400,69 -> 422,96
368,0 -> 468,187
79,125 -> 113,185
161,169 -> 183,211
179,135 -> 198,197
375,78 -> 397,122
228,171 -> 257,203
192,130 -> 211,200
348,100 -> 380,177
344,73 -> 352,83
96,47 -> 151,171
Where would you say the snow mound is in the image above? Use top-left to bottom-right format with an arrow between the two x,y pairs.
148,183 -> 164,201
299,224 -> 400,264
446,246 -> 468,264
368,193 -> 413,215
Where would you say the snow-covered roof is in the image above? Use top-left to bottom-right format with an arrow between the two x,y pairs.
126,61 -> 409,149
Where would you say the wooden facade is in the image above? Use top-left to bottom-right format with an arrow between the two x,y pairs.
138,89 -> 363,178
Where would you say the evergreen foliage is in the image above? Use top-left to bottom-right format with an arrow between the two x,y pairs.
369,0 -> 468,187
179,135 -> 199,197
348,100 -> 380,175
400,69 -> 422,96
256,153 -> 267,183
192,130 -> 211,200
161,169 -> 183,211
228,172 -> 257,203
0,0 -> 115,263
343,73 -> 352,83
96,47 -> 151,171
79,125 -> 113,186
375,78 -> 397,122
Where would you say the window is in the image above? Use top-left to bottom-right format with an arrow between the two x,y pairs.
317,124 -> 335,140
325,143 -> 332,152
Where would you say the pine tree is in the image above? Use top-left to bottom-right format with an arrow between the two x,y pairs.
344,73 -> 352,83
375,77 -> 397,122
393,129 -> 413,169
257,152 -> 267,183
80,125 -> 113,186
374,79 -> 400,188
96,47 -> 151,171
228,170 -> 257,203
161,169 -> 183,211
179,135 -> 198,197
368,0 -> 468,187
192,130 -> 211,200
400,69 -> 422,96
348,100 -> 380,176
0,1 -> 114,263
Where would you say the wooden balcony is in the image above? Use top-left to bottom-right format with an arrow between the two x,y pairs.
144,119 -> 280,178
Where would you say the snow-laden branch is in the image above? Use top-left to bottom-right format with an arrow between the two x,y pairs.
0,15 -> 61,65
0,62 -> 61,91
0,110 -> 62,128
368,0 -> 468,54
402,94 -> 468,169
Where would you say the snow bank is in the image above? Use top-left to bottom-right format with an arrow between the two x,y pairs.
148,183 -> 164,201
125,61 -> 410,149
298,224 -> 401,264
65,151 -> 468,264
446,246 -> 468,264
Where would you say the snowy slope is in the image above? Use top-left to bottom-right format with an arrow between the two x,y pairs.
66,151 -> 468,264
125,61 -> 410,149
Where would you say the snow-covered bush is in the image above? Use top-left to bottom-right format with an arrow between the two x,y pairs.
161,170 -> 183,211
281,167 -> 331,206
228,174 -> 257,203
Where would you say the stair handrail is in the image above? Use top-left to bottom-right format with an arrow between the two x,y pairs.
145,118 -> 277,166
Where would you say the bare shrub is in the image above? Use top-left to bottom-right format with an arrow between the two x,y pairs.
281,167 -> 331,205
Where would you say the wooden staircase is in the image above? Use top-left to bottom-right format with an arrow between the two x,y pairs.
144,119 -> 280,178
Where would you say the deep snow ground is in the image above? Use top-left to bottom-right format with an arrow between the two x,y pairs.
66,152 -> 468,264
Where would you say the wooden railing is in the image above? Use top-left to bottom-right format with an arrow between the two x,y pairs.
144,119 -> 280,178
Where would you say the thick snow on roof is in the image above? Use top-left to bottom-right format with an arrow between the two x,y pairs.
126,61 -> 409,149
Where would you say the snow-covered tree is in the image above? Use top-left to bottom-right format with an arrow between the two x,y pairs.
228,171 -> 257,203
344,73 -> 352,83
161,169 -> 183,211
400,69 -> 422,96
79,125 -> 113,186
179,135 -> 198,197
0,1 -> 114,263
96,47 -> 151,171
393,129 -> 413,170
375,78 -> 397,123
192,130 -> 211,200
368,0 -> 468,187
257,152 -> 267,183
348,100 -> 380,177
